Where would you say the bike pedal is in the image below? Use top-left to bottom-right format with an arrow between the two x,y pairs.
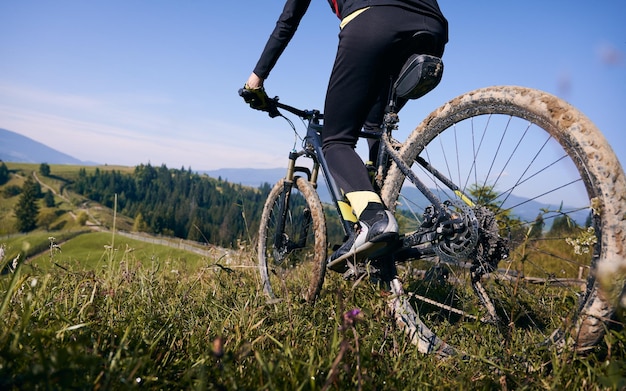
341,261 -> 381,281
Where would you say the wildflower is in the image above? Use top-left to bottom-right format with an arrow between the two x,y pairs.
343,308 -> 363,327
565,227 -> 597,255
11,254 -> 20,272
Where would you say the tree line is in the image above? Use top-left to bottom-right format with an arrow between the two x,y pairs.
70,163 -> 271,247
3,160 -> 589,251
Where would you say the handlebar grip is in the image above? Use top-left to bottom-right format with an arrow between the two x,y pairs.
238,88 -> 280,118
238,88 -> 253,100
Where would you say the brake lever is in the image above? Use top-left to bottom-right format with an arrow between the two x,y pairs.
267,96 -> 280,118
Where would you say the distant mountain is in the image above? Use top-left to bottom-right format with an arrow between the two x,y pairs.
202,168 -> 286,188
396,186 -> 589,227
0,128 -> 87,165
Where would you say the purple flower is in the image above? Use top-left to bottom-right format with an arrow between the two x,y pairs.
343,308 -> 363,326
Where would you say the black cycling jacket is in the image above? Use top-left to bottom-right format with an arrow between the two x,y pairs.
252,0 -> 447,79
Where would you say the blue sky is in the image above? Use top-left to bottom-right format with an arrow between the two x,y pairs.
1,1 -> 624,171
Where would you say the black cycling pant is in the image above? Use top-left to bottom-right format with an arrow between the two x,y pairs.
322,5 -> 446,196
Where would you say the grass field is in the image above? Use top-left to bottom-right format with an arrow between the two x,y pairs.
2,163 -> 625,389
1,231 -> 625,390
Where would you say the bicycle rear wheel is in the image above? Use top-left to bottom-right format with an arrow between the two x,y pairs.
258,177 -> 327,304
382,86 -> 625,356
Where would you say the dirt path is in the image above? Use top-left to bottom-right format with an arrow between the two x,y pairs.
7,172 -> 240,265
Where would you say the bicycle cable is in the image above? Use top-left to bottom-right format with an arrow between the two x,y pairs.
277,113 -> 305,152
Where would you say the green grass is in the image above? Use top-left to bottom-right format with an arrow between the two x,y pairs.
2,234 -> 625,390
6,162 -> 134,178
1,163 -> 136,236
1,163 -> 624,388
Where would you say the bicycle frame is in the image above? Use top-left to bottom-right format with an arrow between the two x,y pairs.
272,100 -> 478,267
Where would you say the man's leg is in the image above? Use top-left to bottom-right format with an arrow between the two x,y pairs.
323,7 -> 446,270
322,7 -> 402,269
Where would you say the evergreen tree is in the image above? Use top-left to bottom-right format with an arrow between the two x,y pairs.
0,161 -> 9,185
549,214 -> 577,236
14,177 -> 40,232
69,163 -> 271,248
2,185 -> 21,198
44,190 -> 55,207
132,213 -> 148,232
37,209 -> 57,231
39,163 -> 51,177
469,183 -> 524,243
76,211 -> 88,226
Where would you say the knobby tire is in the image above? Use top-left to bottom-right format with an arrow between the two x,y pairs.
258,177 -> 327,304
381,86 -> 626,355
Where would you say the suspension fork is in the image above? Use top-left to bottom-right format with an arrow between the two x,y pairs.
274,149 -> 320,252
272,152 -> 298,251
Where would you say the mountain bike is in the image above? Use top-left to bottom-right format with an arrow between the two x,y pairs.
239,47 -> 625,358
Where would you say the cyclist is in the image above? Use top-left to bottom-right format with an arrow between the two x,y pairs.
242,0 -> 448,269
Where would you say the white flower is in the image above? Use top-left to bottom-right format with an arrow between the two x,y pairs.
11,254 -> 20,271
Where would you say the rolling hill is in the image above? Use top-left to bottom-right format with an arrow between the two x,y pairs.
0,128 -> 86,165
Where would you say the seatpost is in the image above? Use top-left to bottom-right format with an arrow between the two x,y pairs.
383,110 -> 400,132
383,76 -> 400,132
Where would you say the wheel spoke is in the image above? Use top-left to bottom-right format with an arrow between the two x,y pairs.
382,86 -> 624,355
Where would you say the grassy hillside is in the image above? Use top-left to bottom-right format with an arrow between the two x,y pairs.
1,162 -> 134,236
2,163 -> 625,389
2,231 -> 222,272
2,234 -> 625,389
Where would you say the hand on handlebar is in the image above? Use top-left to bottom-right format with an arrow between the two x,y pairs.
242,83 -> 269,110
239,85 -> 280,118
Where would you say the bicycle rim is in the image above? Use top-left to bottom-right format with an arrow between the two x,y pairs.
382,86 -> 625,356
258,177 -> 327,304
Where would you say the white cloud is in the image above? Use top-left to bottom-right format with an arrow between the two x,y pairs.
0,82 -> 102,110
0,102 -> 287,170
0,82 -> 295,170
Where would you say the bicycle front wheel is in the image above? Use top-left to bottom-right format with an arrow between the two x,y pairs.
258,177 -> 327,304
382,86 -> 625,356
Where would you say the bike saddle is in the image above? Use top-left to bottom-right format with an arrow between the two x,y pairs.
393,31 -> 444,100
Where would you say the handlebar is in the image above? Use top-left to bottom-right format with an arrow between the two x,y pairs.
238,88 -> 322,121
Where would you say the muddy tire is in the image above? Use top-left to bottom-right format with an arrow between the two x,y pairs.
258,177 -> 327,304
382,86 -> 626,354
